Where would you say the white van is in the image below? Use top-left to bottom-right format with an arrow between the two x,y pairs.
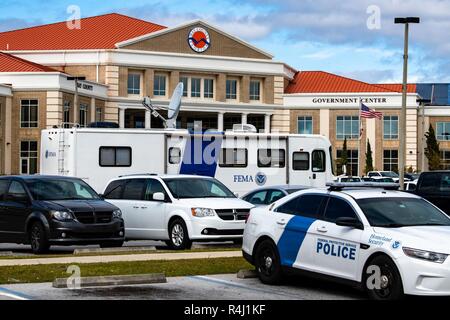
40,127 -> 336,194
103,174 -> 253,249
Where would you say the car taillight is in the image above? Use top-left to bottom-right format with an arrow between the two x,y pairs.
245,213 -> 250,223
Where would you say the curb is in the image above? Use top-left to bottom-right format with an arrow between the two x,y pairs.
237,269 -> 258,279
73,246 -> 156,255
52,273 -> 167,288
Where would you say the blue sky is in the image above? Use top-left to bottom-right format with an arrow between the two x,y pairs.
1,0 -> 449,83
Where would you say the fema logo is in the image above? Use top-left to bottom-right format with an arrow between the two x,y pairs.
188,27 -> 210,53
45,150 -> 56,159
45,150 -> 49,159
255,172 -> 267,186
392,241 -> 401,249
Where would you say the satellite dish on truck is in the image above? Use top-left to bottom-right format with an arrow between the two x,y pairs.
142,82 -> 183,129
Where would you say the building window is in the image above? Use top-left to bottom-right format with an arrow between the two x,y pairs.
63,101 -> 71,127
79,104 -> 88,127
336,150 -> 359,176
383,149 -> 398,172
436,122 -> 450,141
441,150 -> 450,170
383,116 -> 399,140
20,99 -> 38,128
250,80 -> 261,101
223,114 -> 241,130
180,77 -> 188,97
336,116 -> 359,140
247,115 -> 265,132
95,107 -> 103,122
204,79 -> 214,99
226,79 -> 238,100
127,73 -> 141,95
20,141 -> 38,174
297,116 -> 313,134
99,147 -> 132,167
153,74 -> 166,96
191,78 -> 201,98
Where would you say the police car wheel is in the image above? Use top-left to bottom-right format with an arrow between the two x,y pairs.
168,219 -> 192,250
365,255 -> 404,300
255,240 -> 282,285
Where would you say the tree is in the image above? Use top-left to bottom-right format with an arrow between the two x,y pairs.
424,124 -> 441,170
340,137 -> 349,175
365,139 -> 374,174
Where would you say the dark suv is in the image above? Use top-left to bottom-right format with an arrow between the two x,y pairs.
0,175 -> 125,253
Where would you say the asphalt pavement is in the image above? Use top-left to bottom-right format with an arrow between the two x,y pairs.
0,273 -> 363,300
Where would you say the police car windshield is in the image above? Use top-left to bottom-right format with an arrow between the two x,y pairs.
163,178 -> 235,199
357,197 -> 450,227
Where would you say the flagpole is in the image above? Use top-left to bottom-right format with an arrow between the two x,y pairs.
358,98 -> 362,177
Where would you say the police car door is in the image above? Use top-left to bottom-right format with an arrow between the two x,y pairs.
274,193 -> 326,271
312,194 -> 364,280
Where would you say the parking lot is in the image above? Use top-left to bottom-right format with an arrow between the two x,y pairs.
0,273 -> 362,300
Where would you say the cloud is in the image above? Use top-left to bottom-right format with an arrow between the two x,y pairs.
0,18 -> 42,32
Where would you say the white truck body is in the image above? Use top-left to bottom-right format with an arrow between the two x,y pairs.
40,128 -> 336,194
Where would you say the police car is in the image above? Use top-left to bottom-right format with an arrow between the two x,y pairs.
242,183 -> 450,300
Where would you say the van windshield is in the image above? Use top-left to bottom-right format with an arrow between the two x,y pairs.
26,179 -> 100,201
163,178 -> 235,199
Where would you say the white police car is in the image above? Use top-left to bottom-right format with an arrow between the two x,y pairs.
242,183 -> 450,300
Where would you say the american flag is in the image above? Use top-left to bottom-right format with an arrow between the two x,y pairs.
360,103 -> 382,119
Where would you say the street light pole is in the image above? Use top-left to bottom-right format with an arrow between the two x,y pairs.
395,17 -> 420,189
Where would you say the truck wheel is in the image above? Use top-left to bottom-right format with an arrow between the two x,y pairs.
100,241 -> 124,248
364,255 -> 404,300
254,239 -> 283,285
168,219 -> 192,250
29,221 -> 50,254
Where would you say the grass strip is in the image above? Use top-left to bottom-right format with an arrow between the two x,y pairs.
0,257 -> 253,285
0,247 -> 240,260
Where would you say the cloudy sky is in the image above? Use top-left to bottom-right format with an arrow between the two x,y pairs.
1,0 -> 449,83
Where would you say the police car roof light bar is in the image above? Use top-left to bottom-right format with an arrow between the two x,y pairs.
326,182 -> 400,191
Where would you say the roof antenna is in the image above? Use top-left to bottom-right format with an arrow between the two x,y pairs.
142,82 -> 183,129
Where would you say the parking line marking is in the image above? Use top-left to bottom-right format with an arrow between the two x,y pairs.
187,275 -> 299,298
0,287 -> 33,300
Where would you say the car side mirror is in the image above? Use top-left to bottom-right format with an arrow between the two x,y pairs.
98,193 -> 104,200
153,192 -> 166,202
335,217 -> 364,230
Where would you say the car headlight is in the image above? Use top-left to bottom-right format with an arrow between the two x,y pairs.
191,208 -> 216,217
51,210 -> 74,221
112,209 -> 122,219
403,247 -> 448,264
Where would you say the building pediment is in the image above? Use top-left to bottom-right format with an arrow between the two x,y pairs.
116,20 -> 273,60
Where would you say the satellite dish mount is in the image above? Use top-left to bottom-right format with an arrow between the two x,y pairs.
142,82 -> 183,129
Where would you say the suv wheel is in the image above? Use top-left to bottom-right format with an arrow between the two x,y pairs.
168,219 -> 192,250
364,255 -> 404,300
29,221 -> 50,254
254,239 -> 283,285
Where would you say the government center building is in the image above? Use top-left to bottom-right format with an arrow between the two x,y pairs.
0,13 -> 449,176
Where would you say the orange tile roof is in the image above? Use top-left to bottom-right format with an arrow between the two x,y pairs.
285,71 -> 417,94
0,52 -> 55,72
376,83 -> 417,93
0,13 -> 167,51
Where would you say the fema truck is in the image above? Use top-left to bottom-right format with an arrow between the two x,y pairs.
40,127 -> 336,194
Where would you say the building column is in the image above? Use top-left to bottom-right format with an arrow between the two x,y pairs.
119,108 -> 125,128
90,97 -> 96,123
217,112 -> 224,132
241,113 -> 248,125
264,114 -> 271,133
145,110 -> 151,129
3,96 -> 12,175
